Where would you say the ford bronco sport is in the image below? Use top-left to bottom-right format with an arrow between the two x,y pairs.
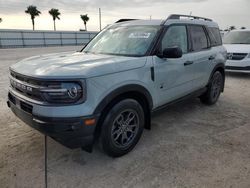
7,14 -> 227,157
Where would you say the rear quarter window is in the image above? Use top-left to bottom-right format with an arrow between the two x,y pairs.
189,25 -> 209,52
207,27 -> 222,47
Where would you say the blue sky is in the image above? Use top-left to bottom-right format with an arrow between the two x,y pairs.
0,0 -> 249,31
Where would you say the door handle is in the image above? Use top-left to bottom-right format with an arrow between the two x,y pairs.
209,56 -> 215,60
184,61 -> 194,66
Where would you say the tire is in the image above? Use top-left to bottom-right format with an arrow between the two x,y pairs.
200,71 -> 224,105
100,99 -> 144,157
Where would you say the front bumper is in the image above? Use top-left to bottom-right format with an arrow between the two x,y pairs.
7,92 -> 99,149
226,59 -> 250,73
225,66 -> 250,73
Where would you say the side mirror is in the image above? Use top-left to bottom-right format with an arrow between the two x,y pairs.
158,47 -> 183,59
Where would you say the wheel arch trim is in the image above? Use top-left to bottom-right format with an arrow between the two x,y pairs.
209,63 -> 225,91
93,84 -> 153,115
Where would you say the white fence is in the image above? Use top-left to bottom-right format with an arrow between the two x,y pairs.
0,29 -> 98,48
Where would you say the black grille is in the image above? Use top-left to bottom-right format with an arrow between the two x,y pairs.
10,71 -> 46,86
8,93 -> 16,105
20,101 -> 33,114
10,71 -> 44,101
227,53 -> 248,61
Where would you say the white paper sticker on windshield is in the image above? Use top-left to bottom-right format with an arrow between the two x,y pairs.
129,33 -> 151,39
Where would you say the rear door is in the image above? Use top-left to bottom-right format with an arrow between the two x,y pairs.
206,26 -> 225,80
187,25 -> 214,89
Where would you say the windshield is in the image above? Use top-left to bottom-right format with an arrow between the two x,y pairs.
223,31 -> 250,44
83,26 -> 160,56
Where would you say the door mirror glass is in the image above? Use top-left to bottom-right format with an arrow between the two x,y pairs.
159,47 -> 183,58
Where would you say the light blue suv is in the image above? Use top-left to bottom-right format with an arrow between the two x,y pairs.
7,14 -> 227,157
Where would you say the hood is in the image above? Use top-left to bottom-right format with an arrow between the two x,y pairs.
10,51 -> 147,79
224,44 -> 250,54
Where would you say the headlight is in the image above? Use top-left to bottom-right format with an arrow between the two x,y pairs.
41,81 -> 86,104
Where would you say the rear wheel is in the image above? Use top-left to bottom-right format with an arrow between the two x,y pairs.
100,99 -> 144,157
200,71 -> 224,105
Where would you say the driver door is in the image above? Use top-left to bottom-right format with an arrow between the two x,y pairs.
153,25 -> 196,107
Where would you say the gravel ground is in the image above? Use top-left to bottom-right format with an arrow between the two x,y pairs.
0,46 -> 250,188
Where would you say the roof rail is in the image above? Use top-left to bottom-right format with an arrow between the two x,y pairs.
161,14 -> 212,25
115,19 -> 138,23
168,14 -> 212,21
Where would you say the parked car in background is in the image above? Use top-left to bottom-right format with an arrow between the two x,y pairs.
223,30 -> 250,73
7,14 -> 226,157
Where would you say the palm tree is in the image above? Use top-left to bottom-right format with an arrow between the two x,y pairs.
49,8 -> 61,31
25,5 -> 41,30
80,14 -> 89,31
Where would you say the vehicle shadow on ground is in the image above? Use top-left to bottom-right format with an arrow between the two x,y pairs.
152,97 -> 200,118
48,97 -> 201,156
45,98 -> 204,162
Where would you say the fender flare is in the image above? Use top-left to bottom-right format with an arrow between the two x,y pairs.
93,84 -> 153,115
208,63 -> 225,91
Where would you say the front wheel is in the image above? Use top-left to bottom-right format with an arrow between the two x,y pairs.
200,71 -> 224,105
100,99 -> 144,157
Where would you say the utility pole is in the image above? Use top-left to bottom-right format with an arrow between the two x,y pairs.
44,136 -> 48,188
99,8 -> 102,31
150,15 -> 152,20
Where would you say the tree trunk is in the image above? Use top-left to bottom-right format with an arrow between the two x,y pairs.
84,23 -> 87,31
54,20 -> 56,31
32,19 -> 35,30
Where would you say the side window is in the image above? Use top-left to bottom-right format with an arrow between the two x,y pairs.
207,27 -> 222,47
161,25 -> 188,53
190,25 -> 208,51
